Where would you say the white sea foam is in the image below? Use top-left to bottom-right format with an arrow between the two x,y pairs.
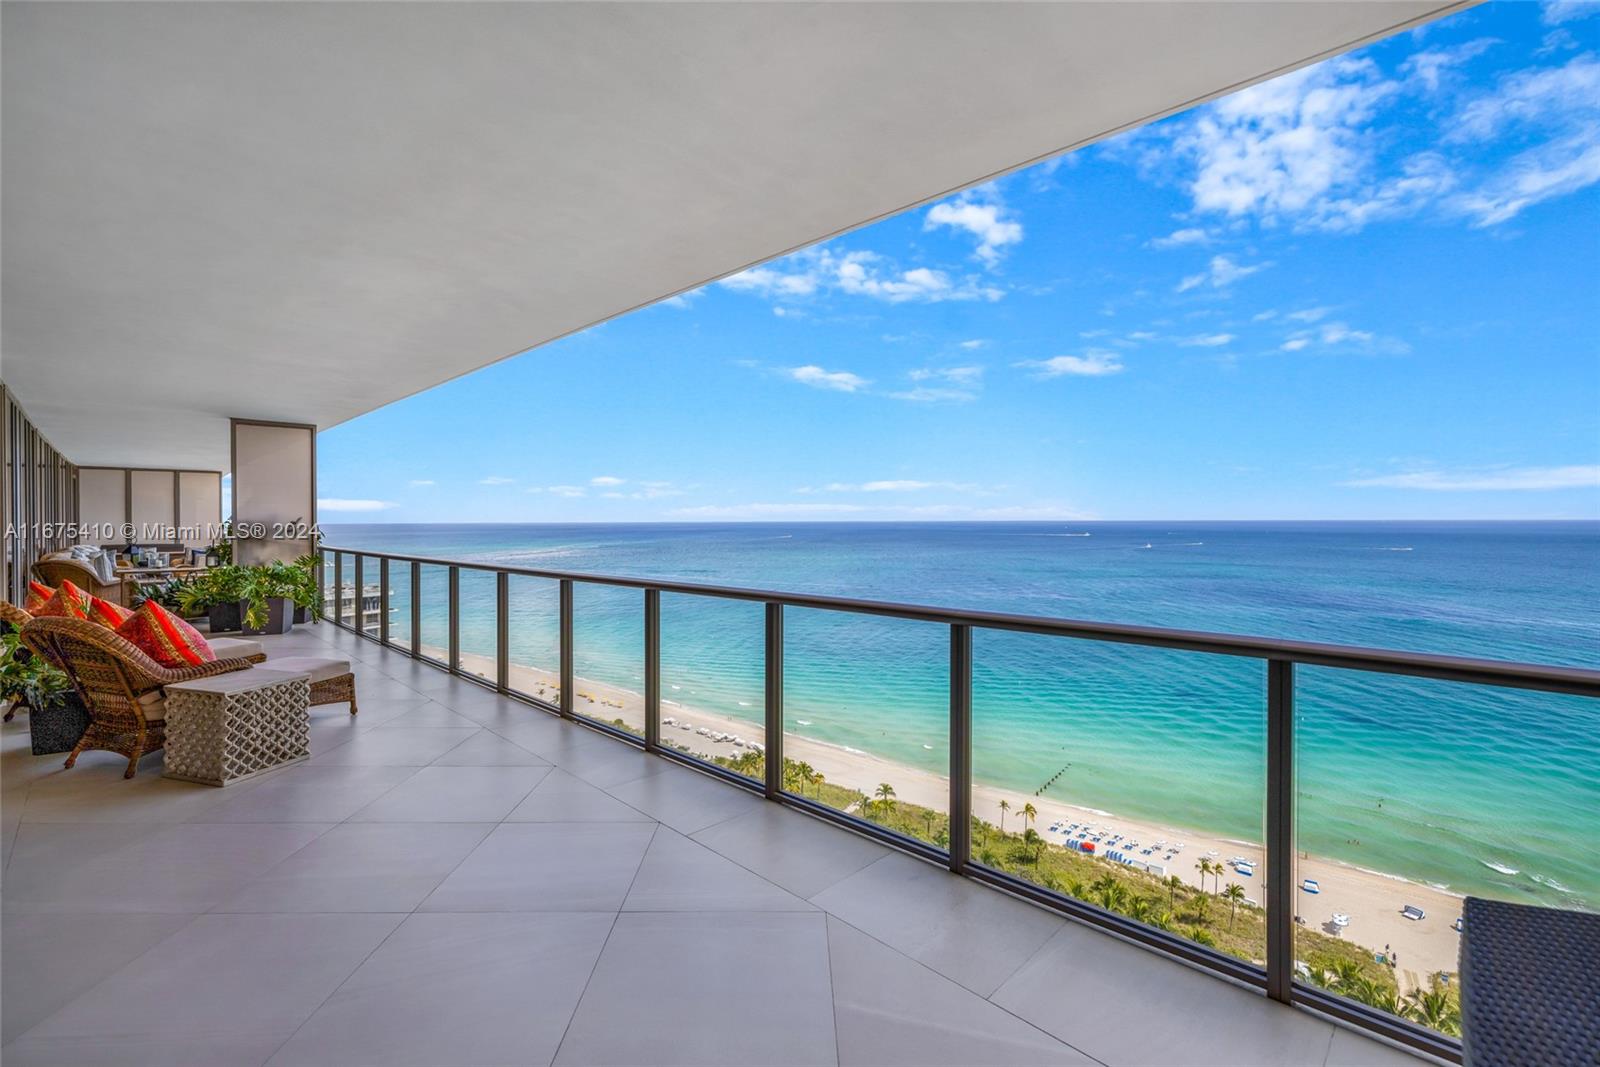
1481,860 -> 1520,876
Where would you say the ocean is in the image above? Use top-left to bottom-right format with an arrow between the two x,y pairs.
323,521 -> 1600,908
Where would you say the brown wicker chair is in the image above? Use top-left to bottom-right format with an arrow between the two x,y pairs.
20,616 -> 251,778
32,555 -> 132,607
2,600 -> 35,722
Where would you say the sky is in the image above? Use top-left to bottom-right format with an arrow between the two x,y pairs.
319,2 -> 1600,524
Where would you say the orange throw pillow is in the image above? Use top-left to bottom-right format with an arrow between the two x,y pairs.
33,580 -> 90,620
116,601 -> 217,668
86,595 -> 134,630
24,580 -> 54,613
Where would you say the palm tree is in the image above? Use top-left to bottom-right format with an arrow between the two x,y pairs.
1189,926 -> 1217,947
1097,881 -> 1129,913
1195,858 -> 1214,893
812,769 -> 826,795
1221,883 -> 1247,931
1022,827 -> 1042,863
1405,982 -> 1460,1035
1021,802 -> 1037,834
1064,878 -> 1087,900
1151,910 -> 1177,933
1164,874 -> 1184,911
794,761 -> 817,796
1126,896 -> 1156,924
1328,958 -> 1365,992
998,799 -> 1010,833
874,782 -> 897,821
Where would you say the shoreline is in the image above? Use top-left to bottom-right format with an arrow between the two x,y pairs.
442,646 -> 1466,985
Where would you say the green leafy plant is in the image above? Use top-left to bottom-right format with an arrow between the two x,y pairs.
0,631 -> 72,711
207,521 -> 233,565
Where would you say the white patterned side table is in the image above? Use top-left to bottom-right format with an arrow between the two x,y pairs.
163,669 -> 312,786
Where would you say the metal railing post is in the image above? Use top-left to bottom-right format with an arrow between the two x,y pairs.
1266,658 -> 1295,1004
447,565 -> 460,674
378,558 -> 390,645
764,602 -> 784,799
949,624 -> 973,874
644,588 -> 661,752
332,552 -> 344,628
353,555 -> 365,637
559,579 -> 574,718
316,550 -> 325,626
409,561 -> 421,659
496,571 -> 510,693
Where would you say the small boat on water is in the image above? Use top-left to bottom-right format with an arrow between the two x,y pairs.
1301,879 -> 1321,894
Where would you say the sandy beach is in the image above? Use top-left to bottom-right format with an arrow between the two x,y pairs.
446,648 -> 1464,987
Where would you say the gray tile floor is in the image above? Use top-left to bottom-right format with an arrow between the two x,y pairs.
1,624 -> 1434,1066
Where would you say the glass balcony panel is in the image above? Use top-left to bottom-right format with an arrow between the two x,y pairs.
973,631 -> 1266,966
781,608 -> 949,849
416,563 -> 450,665
386,562 -> 413,652
1293,668 -> 1598,1040
506,574 -> 561,705
571,581 -> 645,737
658,593 -> 765,782
353,555 -> 383,638
455,567 -> 497,682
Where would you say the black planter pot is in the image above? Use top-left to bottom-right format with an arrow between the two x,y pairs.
292,605 -> 313,624
30,692 -> 90,755
207,600 -> 243,633
243,597 -> 294,636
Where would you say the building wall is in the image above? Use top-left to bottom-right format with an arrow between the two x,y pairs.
1,383 -> 80,605
76,467 -> 224,549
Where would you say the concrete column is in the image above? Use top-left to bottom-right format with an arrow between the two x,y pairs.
230,419 -> 316,565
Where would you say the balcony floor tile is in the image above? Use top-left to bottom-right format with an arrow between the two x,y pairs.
554,911 -> 838,1067
267,912 -> 614,1067
420,821 -> 655,912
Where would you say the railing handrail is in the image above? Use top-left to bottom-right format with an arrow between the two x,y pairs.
321,544 -> 1600,697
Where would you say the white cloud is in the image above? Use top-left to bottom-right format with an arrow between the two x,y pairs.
891,364 -> 984,403
1450,127 -> 1600,226
590,476 -> 625,487
924,196 -> 1023,265
1403,38 -> 1498,93
1542,1 -> 1600,25
317,498 -> 394,512
1285,307 -> 1332,323
788,365 -> 870,393
407,479 -> 435,487
545,485 -> 587,498
1147,227 -> 1213,249
959,339 -> 988,350
720,248 -> 1002,305
1178,254 -> 1267,292
1344,465 -> 1600,491
804,479 -> 979,494
1016,350 -> 1124,378
1280,338 -> 1312,352
478,476 -> 514,486
1280,321 -> 1410,355
659,287 -> 704,310
1179,333 -> 1235,347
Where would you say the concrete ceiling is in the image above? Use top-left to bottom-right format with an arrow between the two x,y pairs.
2,1 -> 1463,471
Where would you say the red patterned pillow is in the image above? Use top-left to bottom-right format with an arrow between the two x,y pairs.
33,580 -> 90,620
24,580 -> 54,613
116,601 -> 217,668
86,595 -> 134,630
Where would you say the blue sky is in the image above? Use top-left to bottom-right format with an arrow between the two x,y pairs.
319,2 -> 1600,523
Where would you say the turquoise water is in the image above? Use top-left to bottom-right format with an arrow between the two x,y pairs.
325,521 -> 1600,907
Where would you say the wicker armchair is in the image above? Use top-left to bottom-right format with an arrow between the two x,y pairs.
32,555 -> 131,607
20,616 -> 251,778
2,600 -> 34,722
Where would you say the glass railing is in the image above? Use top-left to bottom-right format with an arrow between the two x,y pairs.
318,544 -> 1600,1061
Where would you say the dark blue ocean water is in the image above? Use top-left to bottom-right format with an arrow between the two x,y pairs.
324,521 -> 1600,906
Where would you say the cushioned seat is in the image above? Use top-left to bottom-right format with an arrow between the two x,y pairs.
206,637 -> 266,663
262,656 -> 358,715
268,656 -> 350,683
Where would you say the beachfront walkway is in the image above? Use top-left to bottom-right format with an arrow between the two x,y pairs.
2,624 -> 1431,1066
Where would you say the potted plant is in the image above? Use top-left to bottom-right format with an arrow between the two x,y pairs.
205,521 -> 233,567
240,564 -> 296,635
201,566 -> 249,633
288,554 -> 322,624
0,631 -> 90,755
